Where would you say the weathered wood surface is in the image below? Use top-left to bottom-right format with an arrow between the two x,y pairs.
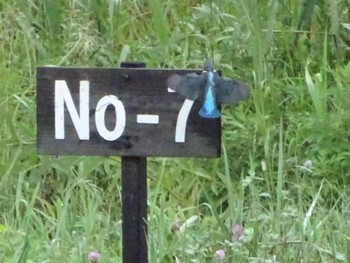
37,67 -> 221,157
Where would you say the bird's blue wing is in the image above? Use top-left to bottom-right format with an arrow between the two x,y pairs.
167,73 -> 206,100
216,77 -> 249,104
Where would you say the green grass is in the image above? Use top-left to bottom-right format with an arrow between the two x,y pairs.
1,0 -> 350,262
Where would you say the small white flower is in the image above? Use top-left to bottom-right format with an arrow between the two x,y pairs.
296,159 -> 313,172
303,160 -> 312,169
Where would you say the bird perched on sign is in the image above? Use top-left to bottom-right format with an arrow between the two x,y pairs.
167,60 -> 249,118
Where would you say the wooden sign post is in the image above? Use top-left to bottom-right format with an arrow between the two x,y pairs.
120,62 -> 147,263
36,63 -> 221,263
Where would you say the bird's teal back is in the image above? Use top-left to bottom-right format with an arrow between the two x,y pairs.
199,72 -> 221,118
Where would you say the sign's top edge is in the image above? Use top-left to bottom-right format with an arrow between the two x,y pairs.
36,66 -> 202,71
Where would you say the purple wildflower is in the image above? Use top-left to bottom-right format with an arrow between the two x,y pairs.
232,224 -> 245,241
88,251 -> 101,261
215,249 -> 225,260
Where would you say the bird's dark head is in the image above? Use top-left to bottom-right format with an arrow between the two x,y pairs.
203,59 -> 214,72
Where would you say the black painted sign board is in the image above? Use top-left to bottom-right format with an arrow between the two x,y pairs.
36,67 -> 221,157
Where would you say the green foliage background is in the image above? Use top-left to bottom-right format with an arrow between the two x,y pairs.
1,0 -> 350,262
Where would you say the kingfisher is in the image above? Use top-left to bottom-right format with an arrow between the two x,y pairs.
167,60 -> 249,118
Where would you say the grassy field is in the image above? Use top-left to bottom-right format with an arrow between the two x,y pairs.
1,0 -> 350,262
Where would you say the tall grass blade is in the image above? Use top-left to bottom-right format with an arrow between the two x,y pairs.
303,179 -> 324,233
148,0 -> 170,47
223,145 -> 237,223
13,236 -> 29,263
305,63 -> 323,116
202,189 -> 229,237
297,0 -> 317,30
265,0 -> 278,48
44,0 -> 62,40
238,0 -> 265,87
275,117 -> 284,233
119,44 -> 130,64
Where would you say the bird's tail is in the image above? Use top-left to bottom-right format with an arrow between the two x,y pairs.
199,86 -> 221,118
199,106 -> 221,118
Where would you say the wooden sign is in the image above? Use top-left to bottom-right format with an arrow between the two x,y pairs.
36,67 -> 221,157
